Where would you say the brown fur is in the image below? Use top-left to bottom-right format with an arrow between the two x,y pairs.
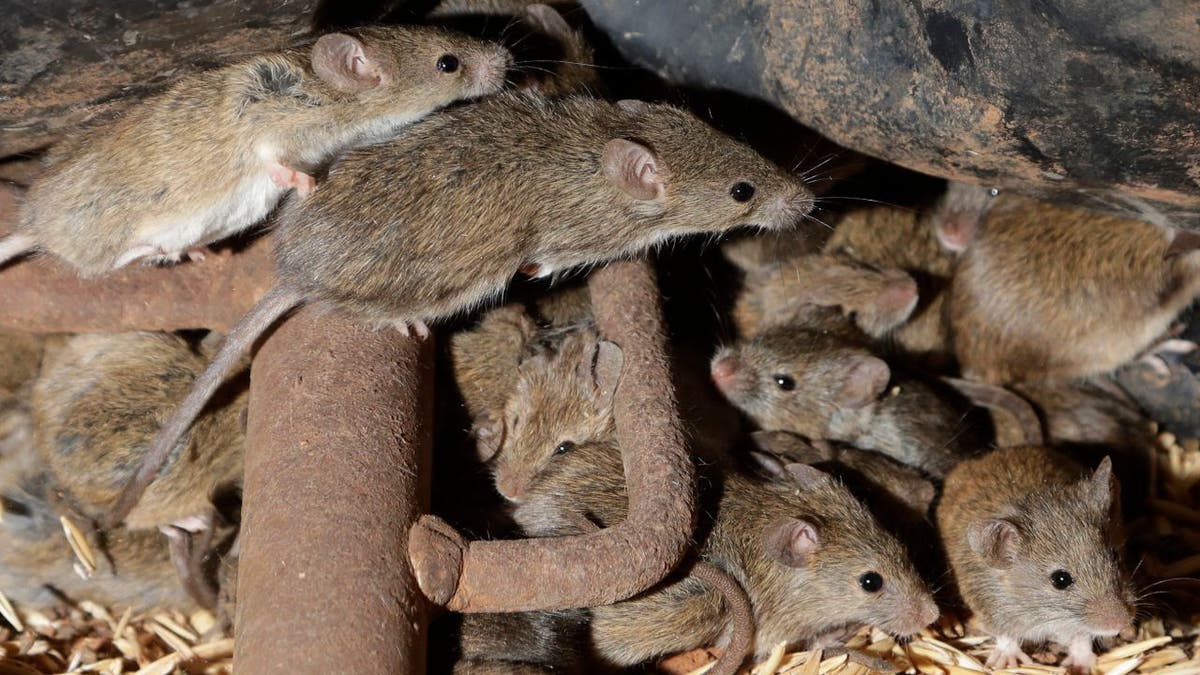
950,194 -> 1200,383
8,27 -> 510,276
734,254 -> 919,339
32,332 -> 246,530
449,304 -> 543,422
937,448 -> 1135,668
513,442 -> 937,665
1012,380 -> 1153,449
0,331 -> 45,394
712,321 -> 981,477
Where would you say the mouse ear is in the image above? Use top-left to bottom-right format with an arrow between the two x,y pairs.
835,355 -> 890,409
472,411 -> 505,462
312,33 -> 383,93
1085,456 -> 1118,512
761,516 -> 821,567
967,517 -> 1021,568
784,462 -> 832,489
524,4 -> 572,41
602,139 -> 669,201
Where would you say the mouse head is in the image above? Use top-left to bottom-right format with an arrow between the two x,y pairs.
748,461 -> 939,647
711,327 -> 891,435
482,331 -> 623,503
512,440 -> 628,537
599,102 -> 814,239
965,457 -> 1134,640
932,182 -> 999,253
312,26 -> 511,111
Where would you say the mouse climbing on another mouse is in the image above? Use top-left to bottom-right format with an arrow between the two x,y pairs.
0,26 -> 511,277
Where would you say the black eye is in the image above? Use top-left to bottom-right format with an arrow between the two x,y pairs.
1050,569 -> 1074,590
730,181 -> 756,202
437,54 -> 460,73
859,571 -> 883,593
554,441 -> 576,456
773,374 -> 795,391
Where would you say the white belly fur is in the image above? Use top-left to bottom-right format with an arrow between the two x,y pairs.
139,170 -> 284,254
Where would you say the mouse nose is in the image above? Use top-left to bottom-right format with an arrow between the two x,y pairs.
495,474 -> 527,504
468,45 -> 513,95
710,353 -> 742,391
1088,597 -> 1134,636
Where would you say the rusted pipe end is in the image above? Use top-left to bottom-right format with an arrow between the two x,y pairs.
409,514 -> 466,608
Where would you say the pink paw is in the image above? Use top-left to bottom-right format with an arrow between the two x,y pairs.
986,636 -> 1032,670
269,164 -> 317,198
392,320 -> 431,339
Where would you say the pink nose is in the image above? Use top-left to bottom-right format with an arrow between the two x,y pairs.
1090,599 -> 1134,635
496,475 -> 527,503
711,355 -> 740,389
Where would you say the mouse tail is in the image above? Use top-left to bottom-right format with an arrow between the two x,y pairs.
0,233 -> 37,268
103,284 -> 303,529
942,377 -> 1046,448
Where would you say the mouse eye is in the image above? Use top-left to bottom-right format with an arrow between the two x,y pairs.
730,181 -> 756,203
1050,569 -> 1074,590
437,54 -> 460,73
554,440 -> 576,456
988,187 -> 1000,197
773,374 -> 795,391
859,571 -> 883,593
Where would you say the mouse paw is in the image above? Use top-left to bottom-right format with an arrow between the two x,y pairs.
391,319 -> 431,339
183,246 -> 212,262
1062,636 -> 1098,675
986,636 -> 1032,670
268,163 -> 316,198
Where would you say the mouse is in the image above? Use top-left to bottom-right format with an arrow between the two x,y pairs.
31,331 -> 246,606
0,26 -> 511,276
733,253 -> 919,340
479,327 -> 620,502
710,318 -> 983,477
949,193 -> 1200,383
112,91 -> 815,527
435,609 -> 589,675
936,449 -> 1135,673
511,440 -> 939,667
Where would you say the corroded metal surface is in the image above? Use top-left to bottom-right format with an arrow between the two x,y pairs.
408,260 -> 698,612
236,308 -> 435,674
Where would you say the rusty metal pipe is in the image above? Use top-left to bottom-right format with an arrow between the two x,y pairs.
235,307 -> 435,673
408,259 -> 697,612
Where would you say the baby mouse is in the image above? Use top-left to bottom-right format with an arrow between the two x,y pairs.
950,193 -> 1200,383
32,331 -> 246,606
114,92 -> 813,526
0,26 -> 511,276
512,440 -> 939,666
711,317 -> 982,477
479,327 -> 619,502
937,449 -> 1135,673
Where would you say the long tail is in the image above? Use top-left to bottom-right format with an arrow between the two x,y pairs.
942,376 -> 1046,448
0,233 -> 37,268
104,284 -> 303,528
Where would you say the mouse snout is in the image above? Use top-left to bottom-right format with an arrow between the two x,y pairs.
710,352 -> 746,394
466,45 -> 513,96
495,471 -> 529,504
762,191 -> 815,230
1086,596 -> 1134,636
888,592 -> 940,637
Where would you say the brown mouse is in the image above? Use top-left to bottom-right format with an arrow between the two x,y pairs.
711,319 -> 982,477
480,328 -> 620,502
950,193 -> 1200,383
115,92 -> 814,527
0,27 -> 510,276
32,331 -> 246,605
936,449 -> 1135,673
512,441 -> 938,666
438,610 -> 588,675
733,253 -> 919,339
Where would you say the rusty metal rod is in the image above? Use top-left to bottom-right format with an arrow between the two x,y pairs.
236,307 -> 434,673
408,259 -> 697,612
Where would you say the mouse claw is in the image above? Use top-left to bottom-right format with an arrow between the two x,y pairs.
391,320 -> 431,340
986,636 -> 1032,670
183,246 -> 212,263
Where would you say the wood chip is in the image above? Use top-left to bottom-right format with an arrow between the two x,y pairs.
0,592 -> 23,633
1099,636 -> 1174,662
752,642 -> 788,675
58,518 -> 96,579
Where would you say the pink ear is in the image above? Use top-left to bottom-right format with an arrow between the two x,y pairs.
602,139 -> 667,201
967,517 -> 1020,568
835,356 -> 890,409
761,516 -> 821,567
312,33 -> 382,92
1087,456 -> 1117,511
472,412 -> 505,462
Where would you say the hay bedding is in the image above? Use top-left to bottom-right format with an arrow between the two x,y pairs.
0,433 -> 1196,673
